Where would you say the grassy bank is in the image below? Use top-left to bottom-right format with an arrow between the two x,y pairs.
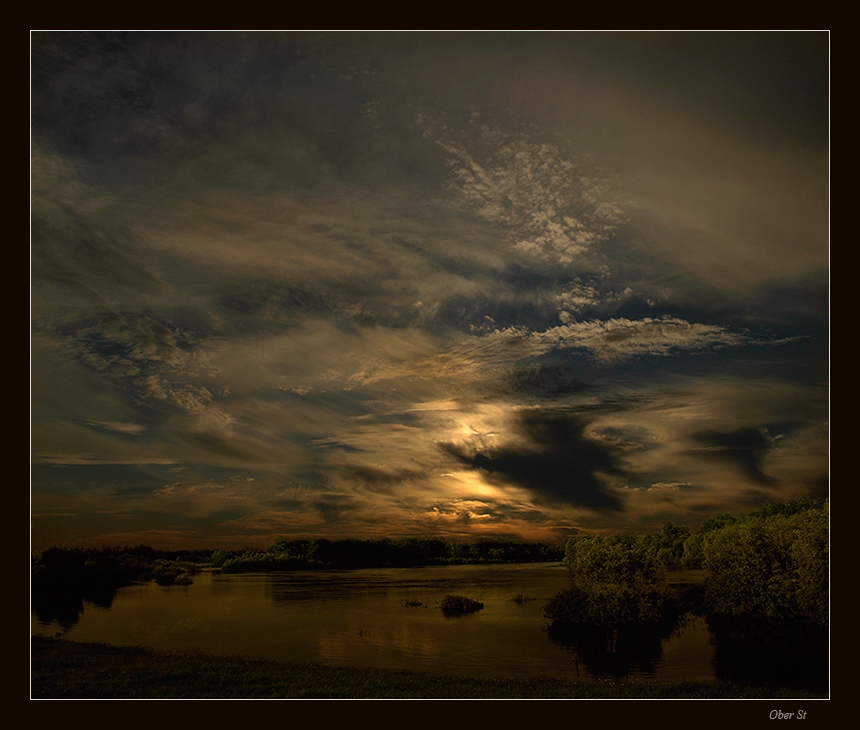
30,637 -> 827,699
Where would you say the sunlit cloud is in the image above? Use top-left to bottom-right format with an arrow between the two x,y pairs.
81,420 -> 146,435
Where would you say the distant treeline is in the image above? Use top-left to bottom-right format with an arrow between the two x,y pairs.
32,545 -> 209,592
213,538 -> 565,573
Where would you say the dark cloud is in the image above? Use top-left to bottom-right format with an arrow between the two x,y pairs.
489,504 -> 551,524
505,362 -> 588,399
806,476 -> 830,500
340,465 -> 422,495
31,145 -> 165,307
31,209 -> 161,299
312,494 -> 362,523
442,411 -> 625,513
179,431 -> 267,463
692,427 -> 778,486
213,277 -> 339,334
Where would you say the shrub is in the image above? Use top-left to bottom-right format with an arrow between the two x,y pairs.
544,535 -> 671,626
151,560 -> 197,587
439,594 -> 484,615
700,503 -> 828,624
209,550 -> 233,568
681,513 -> 736,568
153,570 -> 194,586
643,522 -> 691,569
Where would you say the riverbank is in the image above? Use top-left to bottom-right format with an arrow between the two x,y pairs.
30,637 -> 827,699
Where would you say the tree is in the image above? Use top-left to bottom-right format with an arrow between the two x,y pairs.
544,535 -> 671,625
700,502 -> 828,624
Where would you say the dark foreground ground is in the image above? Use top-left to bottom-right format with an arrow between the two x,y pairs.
30,637 -> 828,700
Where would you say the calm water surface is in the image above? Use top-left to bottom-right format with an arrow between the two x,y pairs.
32,563 -> 716,682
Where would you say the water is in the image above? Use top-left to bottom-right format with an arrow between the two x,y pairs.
31,562 -> 727,683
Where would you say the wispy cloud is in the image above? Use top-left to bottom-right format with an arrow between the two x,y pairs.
351,315 -> 755,387
433,124 -> 625,266
33,454 -> 177,466
83,420 -> 146,435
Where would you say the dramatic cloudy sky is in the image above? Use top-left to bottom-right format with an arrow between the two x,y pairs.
30,32 -> 829,549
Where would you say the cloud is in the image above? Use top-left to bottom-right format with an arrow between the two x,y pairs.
406,399 -> 461,412
692,427 -> 779,486
83,420 -> 146,435
648,482 -> 692,491
47,310 -> 232,423
312,494 -> 363,523
505,363 -> 588,399
151,480 -> 250,518
442,410 -> 625,513
31,141 -> 165,311
536,317 -> 751,363
352,315 -> 754,389
338,464 -> 424,495
33,454 -> 177,466
433,124 -> 625,267
30,34 -> 828,547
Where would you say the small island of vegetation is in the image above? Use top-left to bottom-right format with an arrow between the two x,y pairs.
439,594 -> 484,616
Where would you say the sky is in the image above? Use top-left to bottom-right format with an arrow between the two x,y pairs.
30,31 -> 829,550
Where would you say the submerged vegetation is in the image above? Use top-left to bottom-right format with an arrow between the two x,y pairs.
151,560 -> 200,586
545,534 -> 673,626
439,594 -> 484,616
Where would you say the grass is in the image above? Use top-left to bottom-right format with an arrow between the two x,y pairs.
30,637 -> 828,699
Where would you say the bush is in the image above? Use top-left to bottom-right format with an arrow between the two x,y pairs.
700,503 -> 828,624
544,535 -> 671,626
209,550 -> 233,569
681,513 -> 736,568
644,522 -> 691,569
439,594 -> 484,615
151,560 -> 198,587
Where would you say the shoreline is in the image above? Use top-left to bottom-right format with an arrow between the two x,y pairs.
30,636 -> 828,700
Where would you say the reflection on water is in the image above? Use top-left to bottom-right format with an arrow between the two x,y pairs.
708,616 -> 829,691
28,563 -> 823,688
546,619 -> 677,679
32,592 -> 86,633
32,586 -> 118,632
